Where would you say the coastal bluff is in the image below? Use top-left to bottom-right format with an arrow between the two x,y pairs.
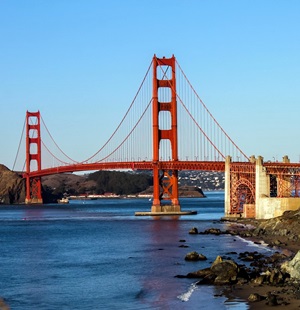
0,164 -> 25,204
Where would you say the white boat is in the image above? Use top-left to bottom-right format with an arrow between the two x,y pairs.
57,197 -> 69,204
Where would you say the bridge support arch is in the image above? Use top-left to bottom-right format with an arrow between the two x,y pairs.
24,111 -> 43,204
225,155 -> 300,219
151,55 -> 180,212
225,156 -> 256,218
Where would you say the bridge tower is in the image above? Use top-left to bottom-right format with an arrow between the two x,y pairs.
25,111 -> 43,204
151,55 -> 180,212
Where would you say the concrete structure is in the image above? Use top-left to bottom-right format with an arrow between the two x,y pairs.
225,155 -> 300,220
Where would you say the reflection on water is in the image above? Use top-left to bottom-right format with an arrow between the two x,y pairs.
0,193 -> 252,309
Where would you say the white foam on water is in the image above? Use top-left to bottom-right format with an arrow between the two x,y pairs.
177,283 -> 197,302
235,235 -> 273,252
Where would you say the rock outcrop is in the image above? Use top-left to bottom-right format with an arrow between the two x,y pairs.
179,252 -> 290,286
0,164 -> 25,204
221,208 -> 300,254
251,209 -> 300,243
282,250 -> 300,279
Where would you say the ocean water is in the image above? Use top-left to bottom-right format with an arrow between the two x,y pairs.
0,192 -> 272,309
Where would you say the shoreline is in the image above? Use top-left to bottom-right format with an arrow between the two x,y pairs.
221,217 -> 300,309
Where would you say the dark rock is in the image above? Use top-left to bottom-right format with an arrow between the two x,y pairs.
174,274 -> 187,278
266,292 -> 279,306
253,274 -> 266,285
185,251 -> 207,261
239,231 -> 253,237
268,252 -> 288,264
211,259 -> 239,284
203,228 -> 222,235
237,278 -> 248,285
250,261 -> 266,270
272,239 -> 282,246
189,227 -> 198,234
226,229 -> 238,235
253,227 -> 267,237
237,265 -> 250,281
211,255 -> 223,267
196,273 -> 216,285
295,288 -> 300,299
196,253 -> 207,261
269,268 -> 286,285
239,251 -> 264,262
248,293 -> 266,302
187,267 -> 212,278
252,268 -> 287,285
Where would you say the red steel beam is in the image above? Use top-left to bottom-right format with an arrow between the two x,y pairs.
23,160 -> 226,178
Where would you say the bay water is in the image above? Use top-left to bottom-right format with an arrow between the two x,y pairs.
0,192 -> 272,309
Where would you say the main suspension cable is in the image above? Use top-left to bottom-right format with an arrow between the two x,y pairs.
12,116 -> 26,171
176,59 -> 249,161
81,59 -> 154,163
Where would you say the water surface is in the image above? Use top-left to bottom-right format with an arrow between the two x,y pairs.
0,193 -> 271,309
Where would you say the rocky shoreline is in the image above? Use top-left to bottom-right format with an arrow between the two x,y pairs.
177,209 -> 300,309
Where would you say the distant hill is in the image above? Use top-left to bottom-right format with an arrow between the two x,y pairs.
42,170 -> 153,201
42,170 -> 211,200
0,164 -> 25,204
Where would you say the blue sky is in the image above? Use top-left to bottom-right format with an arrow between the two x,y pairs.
0,0 -> 299,169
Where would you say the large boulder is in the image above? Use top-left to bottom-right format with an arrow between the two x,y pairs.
0,165 -> 25,204
190,256 -> 243,285
282,250 -> 300,279
210,256 -> 239,284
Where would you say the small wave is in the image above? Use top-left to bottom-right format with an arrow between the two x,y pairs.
235,235 -> 273,252
177,283 -> 197,302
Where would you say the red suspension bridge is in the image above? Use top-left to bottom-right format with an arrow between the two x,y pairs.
14,55 -> 300,217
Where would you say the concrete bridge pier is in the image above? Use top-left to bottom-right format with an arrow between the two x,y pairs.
255,155 -> 270,219
224,155 -> 231,216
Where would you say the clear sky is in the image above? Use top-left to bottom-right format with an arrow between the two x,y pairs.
0,0 -> 299,169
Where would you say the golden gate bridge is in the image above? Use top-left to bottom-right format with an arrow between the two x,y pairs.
13,55 -> 300,218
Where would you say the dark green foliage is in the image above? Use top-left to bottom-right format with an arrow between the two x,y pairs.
88,171 -> 153,195
42,185 -> 61,203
